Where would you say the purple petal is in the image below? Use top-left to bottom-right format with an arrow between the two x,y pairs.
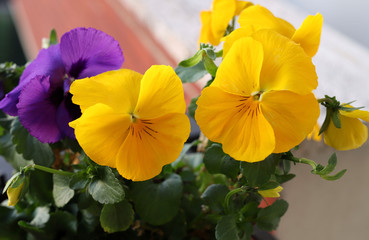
60,27 -> 124,79
17,75 -> 62,143
56,95 -> 81,139
0,45 -> 65,116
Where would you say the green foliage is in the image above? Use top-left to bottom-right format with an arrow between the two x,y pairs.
53,174 -> 74,207
100,200 -> 134,233
131,173 -> 183,225
215,215 -> 240,240
201,184 -> 229,213
88,166 -> 125,204
204,144 -> 240,179
241,154 -> 279,187
10,118 -> 54,167
256,199 -> 289,231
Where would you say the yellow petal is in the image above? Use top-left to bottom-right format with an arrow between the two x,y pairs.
195,87 -> 275,162
258,186 -> 283,198
7,181 -> 24,206
199,11 -> 218,45
291,13 -> 323,57
324,115 -> 368,151
70,69 -> 142,113
222,27 -> 258,57
340,106 -> 369,122
307,122 -> 322,142
252,30 -> 318,94
70,103 -> 131,168
213,37 -> 263,95
211,0 -> 236,43
238,5 -> 295,38
116,113 -> 190,181
235,1 -> 253,16
261,91 -> 320,153
134,65 -> 186,119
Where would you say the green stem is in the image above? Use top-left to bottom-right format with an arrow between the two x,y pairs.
31,164 -> 74,176
318,98 -> 334,104
287,157 -> 317,170
224,186 -> 246,213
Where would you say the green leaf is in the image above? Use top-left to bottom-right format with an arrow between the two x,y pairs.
3,172 -> 21,194
317,153 -> 337,175
88,167 -> 125,204
187,97 -> 198,119
0,133 -> 30,169
203,55 -> 218,77
256,199 -> 288,231
131,173 -> 183,225
178,50 -> 203,67
205,48 -> 216,60
53,174 -> 74,207
49,29 -> 58,45
10,118 -> 54,167
44,211 -> 77,235
321,169 -> 347,181
275,173 -> 295,184
241,154 -> 279,187
18,221 -> 48,240
203,144 -> 240,178
319,108 -> 332,135
215,215 -> 240,240
258,181 -> 280,191
28,170 -> 53,204
69,172 -> 90,190
100,200 -> 134,233
201,184 -> 229,213
175,61 -> 208,83
331,110 -> 341,128
30,206 -> 50,227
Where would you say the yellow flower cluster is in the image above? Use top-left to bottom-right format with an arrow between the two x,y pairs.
196,3 -> 322,162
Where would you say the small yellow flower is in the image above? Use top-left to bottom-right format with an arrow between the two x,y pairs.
69,66 -> 191,181
223,5 -> 323,57
195,30 -> 319,162
258,186 -> 283,198
7,181 -> 25,206
307,122 -> 322,142
199,0 -> 253,46
324,106 -> 369,150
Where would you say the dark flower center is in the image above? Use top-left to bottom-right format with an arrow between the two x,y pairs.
69,59 -> 87,79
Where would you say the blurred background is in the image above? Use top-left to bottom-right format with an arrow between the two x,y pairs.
0,0 -> 368,239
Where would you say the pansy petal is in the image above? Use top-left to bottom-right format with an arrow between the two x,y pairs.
238,5 -> 295,38
60,27 -> 124,79
211,0 -> 236,43
70,69 -> 142,113
235,1 -> 253,16
214,37 -> 263,95
134,65 -> 186,119
339,106 -> 369,122
17,76 -> 62,143
56,97 -> 81,139
324,115 -> 368,151
291,13 -> 323,57
199,11 -> 218,45
116,113 -> 190,181
0,45 -> 65,116
195,86 -> 275,162
252,30 -> 318,94
261,91 -> 319,153
70,103 -> 131,168
222,27 -> 257,57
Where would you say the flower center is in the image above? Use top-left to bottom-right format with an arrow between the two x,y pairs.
130,113 -> 138,123
251,91 -> 263,101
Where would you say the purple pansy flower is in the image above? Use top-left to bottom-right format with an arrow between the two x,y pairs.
0,27 -> 124,143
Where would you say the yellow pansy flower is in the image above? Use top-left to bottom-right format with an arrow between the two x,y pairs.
195,30 -> 319,162
223,5 -> 323,57
199,0 -> 253,46
258,186 -> 283,198
69,66 -> 191,181
324,106 -> 369,150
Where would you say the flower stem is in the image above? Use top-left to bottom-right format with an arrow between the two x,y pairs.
31,164 -> 74,176
224,186 -> 246,213
287,157 -> 317,169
